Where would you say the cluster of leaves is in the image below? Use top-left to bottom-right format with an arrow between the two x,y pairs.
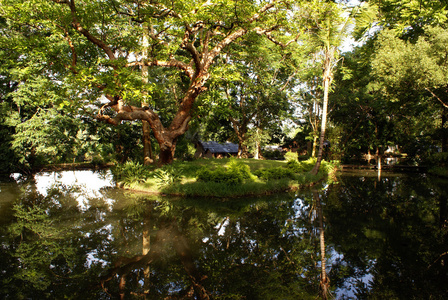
426,152 -> 448,177
253,166 -> 295,180
253,159 -> 310,180
153,165 -> 184,187
8,203 -> 69,292
196,159 -> 255,184
427,152 -> 448,166
111,160 -> 152,185
262,149 -> 285,160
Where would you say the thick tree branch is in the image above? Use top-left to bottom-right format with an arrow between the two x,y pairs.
206,1 -> 281,68
182,21 -> 209,74
126,58 -> 195,80
55,0 -> 117,61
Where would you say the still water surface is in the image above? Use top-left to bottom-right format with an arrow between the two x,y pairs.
0,170 -> 447,299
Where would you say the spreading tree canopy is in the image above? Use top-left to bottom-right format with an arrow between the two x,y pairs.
0,0 -> 308,165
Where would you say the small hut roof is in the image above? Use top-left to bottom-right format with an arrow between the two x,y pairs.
200,141 -> 238,154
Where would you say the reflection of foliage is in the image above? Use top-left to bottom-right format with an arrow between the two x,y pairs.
325,174 -> 448,298
8,204 -> 68,291
3,170 -> 446,299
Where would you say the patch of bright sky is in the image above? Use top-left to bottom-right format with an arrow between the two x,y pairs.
340,0 -> 363,53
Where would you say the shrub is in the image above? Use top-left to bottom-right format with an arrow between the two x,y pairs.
227,159 -> 255,180
427,152 -> 448,167
285,157 -> 316,173
262,149 -> 284,159
153,165 -> 183,187
284,151 -> 298,161
196,160 -> 256,184
111,160 -> 152,184
253,167 -> 294,180
196,166 -> 243,184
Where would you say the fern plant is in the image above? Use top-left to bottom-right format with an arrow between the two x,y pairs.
153,165 -> 183,187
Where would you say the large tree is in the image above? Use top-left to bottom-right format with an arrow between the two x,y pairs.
372,26 -> 448,153
0,0 -> 304,165
307,0 -> 352,175
212,35 -> 299,158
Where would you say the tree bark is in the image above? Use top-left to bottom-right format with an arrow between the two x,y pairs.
311,48 -> 334,175
142,120 -> 154,165
442,110 -> 448,152
312,135 -> 318,158
311,75 -> 330,175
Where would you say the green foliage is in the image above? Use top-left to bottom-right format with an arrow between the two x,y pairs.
153,165 -> 184,187
196,159 -> 255,184
111,160 -> 152,185
253,158 -> 313,180
427,152 -> 448,177
427,152 -> 448,167
0,103 -> 20,173
262,149 -> 284,160
367,0 -> 448,37
253,167 -> 295,180
196,166 -> 243,184
11,109 -> 79,166
8,203 -> 67,291
284,151 -> 298,161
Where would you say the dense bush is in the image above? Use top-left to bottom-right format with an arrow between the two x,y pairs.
286,158 -> 316,172
153,165 -> 183,187
427,152 -> 448,177
262,150 -> 284,160
284,151 -> 298,161
253,167 -> 294,180
196,167 -> 243,184
196,159 -> 255,184
111,160 -> 152,184
427,152 -> 448,167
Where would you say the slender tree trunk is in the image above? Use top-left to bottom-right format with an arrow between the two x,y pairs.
142,120 -> 153,165
119,275 -> 126,300
254,127 -> 260,159
312,135 -> 318,157
311,75 -> 330,175
141,27 -> 154,165
442,110 -> 448,152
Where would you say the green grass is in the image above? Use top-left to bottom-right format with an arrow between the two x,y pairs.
114,158 -> 336,198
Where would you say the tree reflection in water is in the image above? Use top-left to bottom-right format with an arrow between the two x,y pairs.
0,171 -> 447,299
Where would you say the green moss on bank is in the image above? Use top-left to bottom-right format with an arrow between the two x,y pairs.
112,158 -> 338,198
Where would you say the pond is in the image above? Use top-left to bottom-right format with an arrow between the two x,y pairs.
0,170 -> 447,299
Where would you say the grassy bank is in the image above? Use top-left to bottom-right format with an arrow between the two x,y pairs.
112,158 -> 338,198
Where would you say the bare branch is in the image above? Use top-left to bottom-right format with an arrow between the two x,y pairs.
254,26 -> 301,48
426,87 -> 448,109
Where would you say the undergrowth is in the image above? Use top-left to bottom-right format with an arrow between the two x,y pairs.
113,157 -> 339,198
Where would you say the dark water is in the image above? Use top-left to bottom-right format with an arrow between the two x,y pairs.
0,170 -> 447,299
